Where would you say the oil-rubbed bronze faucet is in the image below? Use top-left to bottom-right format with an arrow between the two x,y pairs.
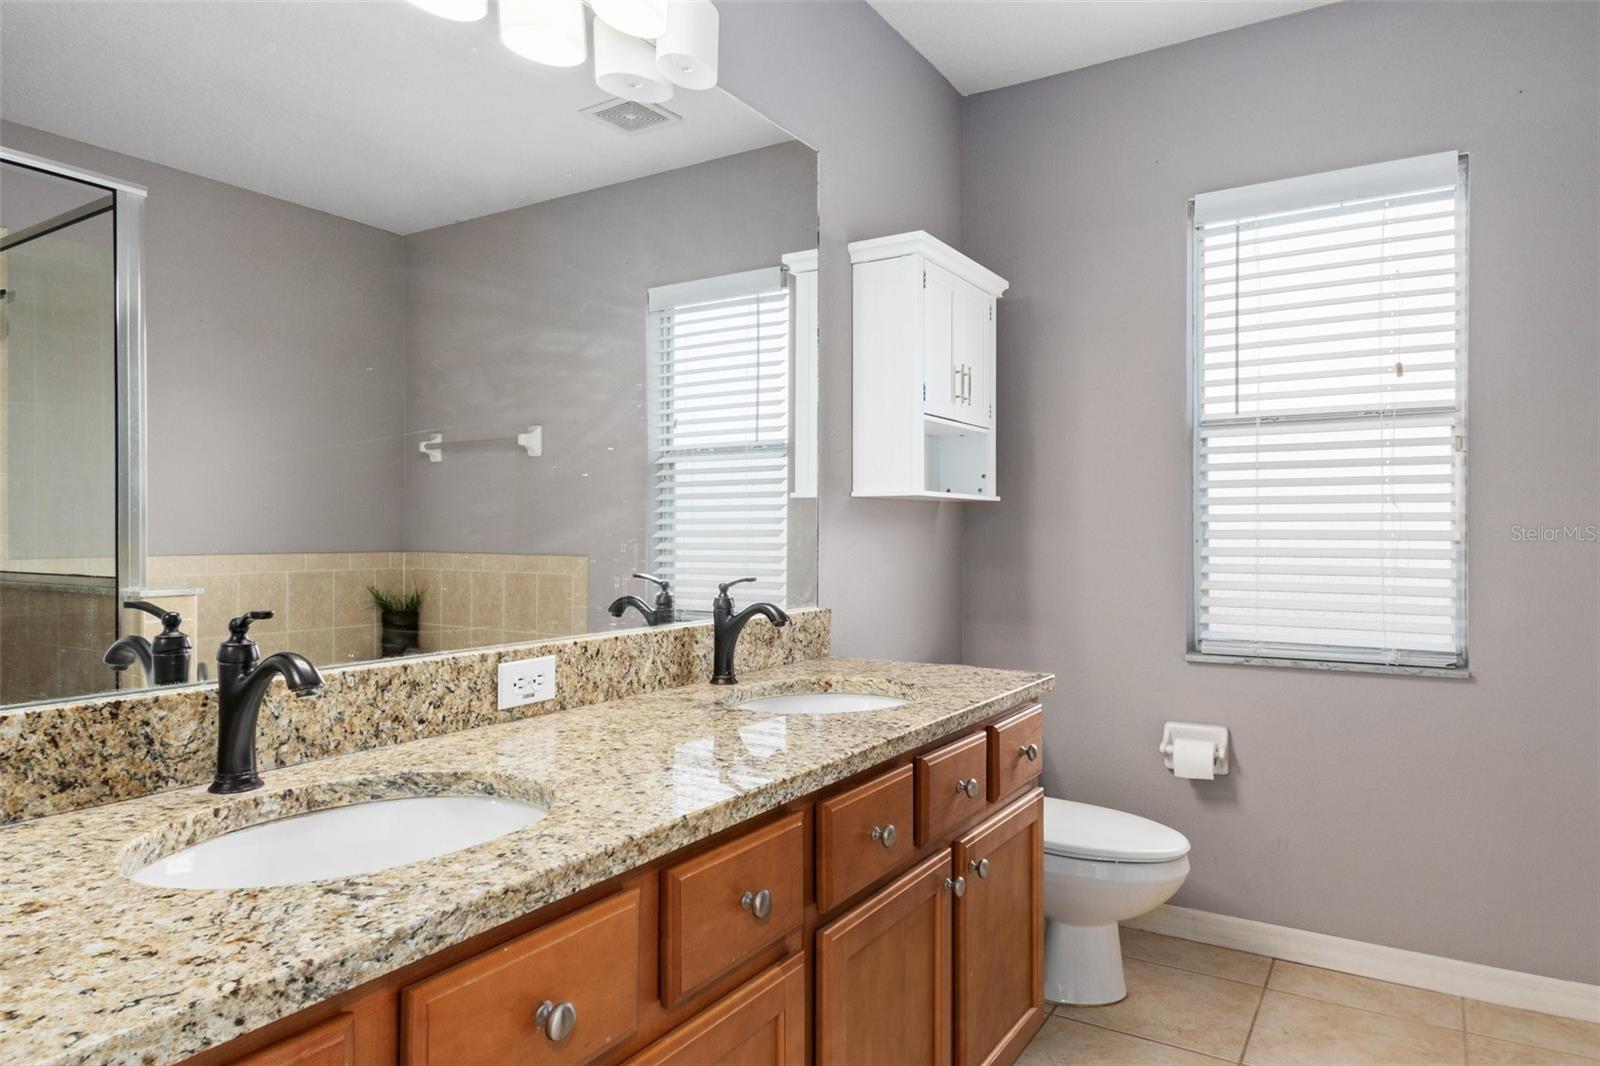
709,578 -> 788,685
607,572 -> 677,626
210,612 -> 324,793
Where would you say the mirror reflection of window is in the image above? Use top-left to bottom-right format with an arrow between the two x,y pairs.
648,269 -> 792,612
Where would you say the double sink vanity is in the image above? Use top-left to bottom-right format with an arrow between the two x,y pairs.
0,632 -> 1054,1066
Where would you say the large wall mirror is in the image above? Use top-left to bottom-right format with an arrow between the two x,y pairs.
0,1 -> 819,708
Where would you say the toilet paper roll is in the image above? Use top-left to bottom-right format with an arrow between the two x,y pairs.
1172,737 -> 1216,780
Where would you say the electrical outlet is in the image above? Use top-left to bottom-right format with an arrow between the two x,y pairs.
497,655 -> 556,710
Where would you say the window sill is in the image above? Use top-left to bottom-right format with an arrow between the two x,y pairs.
1185,652 -> 1471,680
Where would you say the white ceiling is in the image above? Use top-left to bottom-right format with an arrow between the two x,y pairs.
866,0 -> 1336,96
0,2 -> 794,234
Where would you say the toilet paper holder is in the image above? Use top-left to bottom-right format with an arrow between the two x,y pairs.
1159,722 -> 1230,776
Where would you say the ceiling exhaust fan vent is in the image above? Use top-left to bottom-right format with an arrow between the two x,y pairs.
582,97 -> 682,134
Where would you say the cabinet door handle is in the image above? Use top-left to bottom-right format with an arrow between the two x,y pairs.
944,875 -> 967,898
969,857 -> 990,879
964,365 -> 973,402
953,365 -> 964,402
740,888 -> 773,920
535,1000 -> 577,1043
1019,743 -> 1040,762
871,823 -> 897,849
955,777 -> 980,798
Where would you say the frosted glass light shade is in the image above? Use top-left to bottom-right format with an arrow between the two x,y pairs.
590,0 -> 669,40
498,0 -> 587,67
594,20 -> 675,103
405,0 -> 487,21
655,0 -> 719,91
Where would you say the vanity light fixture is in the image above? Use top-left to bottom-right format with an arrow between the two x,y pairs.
498,0 -> 588,68
655,0 -> 719,91
417,0 -> 716,99
405,0 -> 488,22
590,0 -> 669,40
594,19 -> 675,103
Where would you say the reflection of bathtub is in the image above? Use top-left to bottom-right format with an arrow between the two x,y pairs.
0,570 -> 119,704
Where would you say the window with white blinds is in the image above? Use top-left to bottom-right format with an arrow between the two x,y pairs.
1189,152 -> 1468,670
648,267 -> 790,612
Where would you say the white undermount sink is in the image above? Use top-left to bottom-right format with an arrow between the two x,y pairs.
733,692 -> 910,715
131,795 -> 547,890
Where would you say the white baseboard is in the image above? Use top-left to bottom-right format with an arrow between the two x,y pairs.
1125,904 -> 1600,1024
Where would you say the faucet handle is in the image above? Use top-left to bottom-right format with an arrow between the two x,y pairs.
633,572 -> 671,591
227,611 -> 273,641
717,577 -> 758,596
125,599 -> 182,630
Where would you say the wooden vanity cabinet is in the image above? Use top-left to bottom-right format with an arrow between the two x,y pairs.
815,789 -> 1046,1066
204,700 -> 1046,1066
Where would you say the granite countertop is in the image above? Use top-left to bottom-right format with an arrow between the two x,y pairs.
0,657 -> 1053,1066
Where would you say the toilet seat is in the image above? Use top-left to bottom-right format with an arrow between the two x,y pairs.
1043,798 -> 1190,864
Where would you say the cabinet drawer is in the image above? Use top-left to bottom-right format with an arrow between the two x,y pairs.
232,1013 -> 355,1066
661,812 -> 804,1006
915,732 -> 989,846
627,954 -> 806,1066
817,765 -> 915,913
402,889 -> 640,1066
986,705 -> 1043,802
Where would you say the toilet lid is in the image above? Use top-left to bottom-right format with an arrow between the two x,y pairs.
1042,798 -> 1190,863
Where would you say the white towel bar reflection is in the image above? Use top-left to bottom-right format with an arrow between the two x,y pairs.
418,426 -> 542,463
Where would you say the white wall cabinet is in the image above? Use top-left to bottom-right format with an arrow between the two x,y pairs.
850,231 -> 1007,501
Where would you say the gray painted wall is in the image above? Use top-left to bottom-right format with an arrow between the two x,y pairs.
960,2 -> 1600,982
720,0 -> 969,662
0,122 -> 409,558
401,141 -> 817,626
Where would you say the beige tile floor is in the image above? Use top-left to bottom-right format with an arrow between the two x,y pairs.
1018,929 -> 1600,1066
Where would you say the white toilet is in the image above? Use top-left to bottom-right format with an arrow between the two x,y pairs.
1042,797 -> 1191,1005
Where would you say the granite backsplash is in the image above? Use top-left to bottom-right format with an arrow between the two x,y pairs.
0,608 -> 829,824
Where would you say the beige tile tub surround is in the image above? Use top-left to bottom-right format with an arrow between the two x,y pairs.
1028,931 -> 1600,1066
0,607 -> 829,824
0,655 -> 1052,1065
0,580 -> 118,704
144,551 -> 588,667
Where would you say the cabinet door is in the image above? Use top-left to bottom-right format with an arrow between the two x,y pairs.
951,282 -> 993,430
816,851 -> 955,1066
627,954 -> 805,1066
959,287 -> 995,430
952,791 -> 1045,1066
922,261 -> 964,422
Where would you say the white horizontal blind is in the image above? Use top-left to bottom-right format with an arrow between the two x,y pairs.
1191,154 -> 1468,669
648,268 -> 790,611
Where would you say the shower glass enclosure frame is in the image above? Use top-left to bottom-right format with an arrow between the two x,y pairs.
1,146 -> 149,695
